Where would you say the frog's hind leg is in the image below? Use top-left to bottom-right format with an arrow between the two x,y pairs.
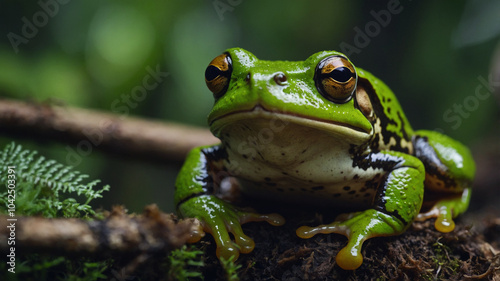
417,188 -> 471,232
413,130 -> 476,233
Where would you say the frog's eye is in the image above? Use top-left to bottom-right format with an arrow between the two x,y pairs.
315,55 -> 357,103
205,53 -> 233,98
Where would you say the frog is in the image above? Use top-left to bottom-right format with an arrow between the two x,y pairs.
174,48 -> 476,270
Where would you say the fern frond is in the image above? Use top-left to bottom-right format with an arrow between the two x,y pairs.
0,142 -> 110,218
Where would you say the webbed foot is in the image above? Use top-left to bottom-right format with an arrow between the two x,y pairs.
417,188 -> 471,233
178,195 -> 285,260
296,209 -> 407,270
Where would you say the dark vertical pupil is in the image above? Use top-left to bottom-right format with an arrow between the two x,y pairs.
205,65 -> 223,81
328,67 -> 353,83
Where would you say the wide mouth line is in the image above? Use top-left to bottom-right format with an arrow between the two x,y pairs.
210,104 -> 371,134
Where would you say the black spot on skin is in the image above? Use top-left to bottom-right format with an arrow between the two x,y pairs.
242,154 -> 248,159
348,190 -> 356,195
295,170 -> 300,174
333,193 -> 341,197
277,188 -> 284,192
288,188 -> 295,191
264,177 -> 271,182
312,186 -> 324,191
372,134 -> 380,151
353,174 -> 360,180
343,186 -> 351,191
397,111 -> 411,142
281,152 -> 286,156
282,171 -> 289,176
300,160 -> 305,164
302,149 -> 308,154
364,193 -> 371,197
364,178 -> 382,191
340,171 -> 344,174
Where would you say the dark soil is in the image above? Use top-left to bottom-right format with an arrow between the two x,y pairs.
197,211 -> 499,281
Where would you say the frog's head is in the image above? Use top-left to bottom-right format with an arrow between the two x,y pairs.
205,48 -> 376,145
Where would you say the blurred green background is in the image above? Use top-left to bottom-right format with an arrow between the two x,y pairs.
0,1 -> 499,213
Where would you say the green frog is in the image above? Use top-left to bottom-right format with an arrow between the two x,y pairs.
174,48 -> 475,270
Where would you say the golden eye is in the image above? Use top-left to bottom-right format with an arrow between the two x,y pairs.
314,55 -> 357,103
205,53 -> 232,98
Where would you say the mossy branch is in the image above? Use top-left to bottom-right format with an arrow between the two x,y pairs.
0,205 -> 197,255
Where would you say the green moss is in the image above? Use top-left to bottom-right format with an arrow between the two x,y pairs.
431,239 -> 461,277
220,256 -> 242,281
166,245 -> 205,280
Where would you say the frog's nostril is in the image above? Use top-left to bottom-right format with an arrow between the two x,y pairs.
273,73 -> 288,86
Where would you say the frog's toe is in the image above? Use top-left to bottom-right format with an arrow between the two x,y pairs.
296,223 -> 348,239
231,211 -> 285,253
186,219 -> 206,243
417,205 -> 455,233
336,244 -> 364,271
295,211 -> 363,239
207,220 -> 245,261
215,240 -> 241,261
225,219 -> 256,254
209,210 -> 284,260
240,211 -> 286,226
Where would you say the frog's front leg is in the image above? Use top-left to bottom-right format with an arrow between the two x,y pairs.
296,151 -> 425,270
175,145 -> 285,261
413,130 -> 475,233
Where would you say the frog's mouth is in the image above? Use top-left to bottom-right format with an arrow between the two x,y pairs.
210,104 -> 372,142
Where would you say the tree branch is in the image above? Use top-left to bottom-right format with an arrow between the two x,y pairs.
0,205 -> 198,256
0,98 -> 219,162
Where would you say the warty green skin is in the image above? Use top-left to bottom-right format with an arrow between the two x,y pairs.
174,48 -> 476,271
